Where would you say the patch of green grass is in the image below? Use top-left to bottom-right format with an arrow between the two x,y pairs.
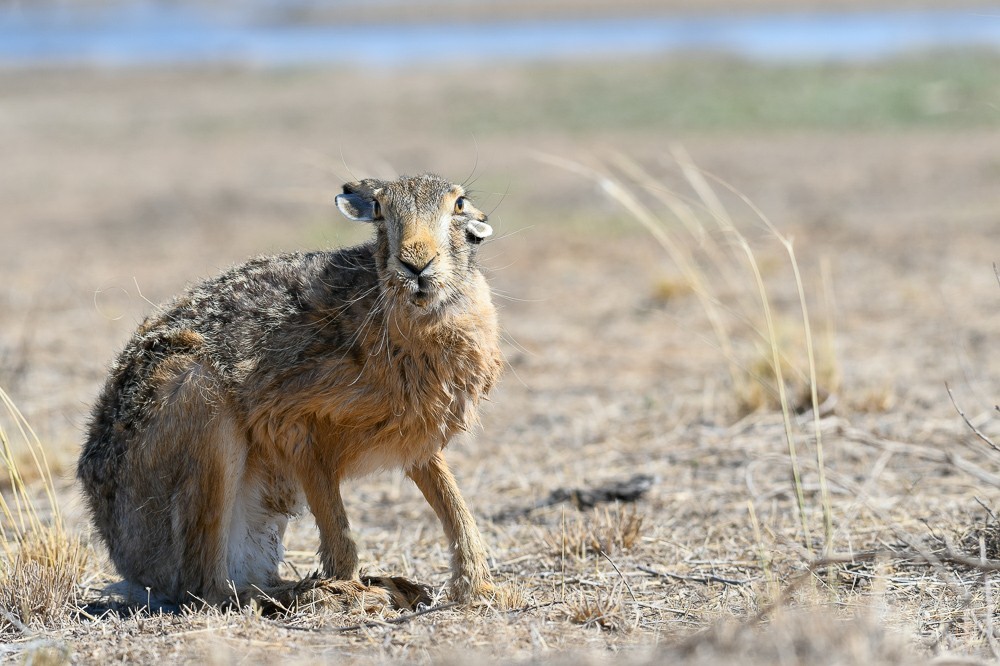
457,49 -> 1000,134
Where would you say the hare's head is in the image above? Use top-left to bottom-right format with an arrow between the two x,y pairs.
335,173 -> 493,311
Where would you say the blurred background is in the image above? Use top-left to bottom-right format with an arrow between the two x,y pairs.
1,0 -> 1000,470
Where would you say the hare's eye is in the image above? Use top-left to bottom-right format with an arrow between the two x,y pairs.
454,197 -> 466,215
372,201 -> 382,219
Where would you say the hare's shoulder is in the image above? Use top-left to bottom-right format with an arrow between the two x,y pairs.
139,245 -> 376,331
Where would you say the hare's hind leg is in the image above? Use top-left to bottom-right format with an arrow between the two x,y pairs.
226,461 -> 300,595
171,408 -> 248,605
115,360 -> 247,606
407,452 -> 493,601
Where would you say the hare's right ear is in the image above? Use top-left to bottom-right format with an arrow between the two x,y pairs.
335,187 -> 381,222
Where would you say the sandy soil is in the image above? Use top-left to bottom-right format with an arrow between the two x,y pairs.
3,62 -> 1000,663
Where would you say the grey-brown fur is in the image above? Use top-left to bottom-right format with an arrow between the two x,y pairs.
78,173 -> 508,608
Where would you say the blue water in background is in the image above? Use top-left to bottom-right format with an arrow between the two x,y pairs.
1,4 -> 999,66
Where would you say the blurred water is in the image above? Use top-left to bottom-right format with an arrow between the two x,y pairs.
1,4 -> 999,66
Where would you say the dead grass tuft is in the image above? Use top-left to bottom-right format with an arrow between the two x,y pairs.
564,587 -> 626,632
547,505 -> 645,560
733,317 -> 838,418
850,384 -> 897,414
480,580 -> 530,611
0,531 -> 89,633
0,386 -> 88,635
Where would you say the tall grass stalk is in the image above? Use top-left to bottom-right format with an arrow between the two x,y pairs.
539,150 -> 837,551
0,387 -> 61,545
0,385 -> 87,632
532,152 -> 742,393
691,160 -> 835,552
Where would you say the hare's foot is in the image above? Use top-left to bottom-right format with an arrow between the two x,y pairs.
449,576 -> 527,610
363,575 -> 433,611
256,575 -> 396,614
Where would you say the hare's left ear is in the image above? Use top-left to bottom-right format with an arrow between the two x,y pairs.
335,192 -> 379,222
465,219 -> 493,243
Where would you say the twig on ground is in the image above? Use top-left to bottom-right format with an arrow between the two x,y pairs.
946,382 -> 1000,454
637,565 -> 748,587
843,427 -> 1000,488
492,474 -> 656,522
937,546 -> 1000,573
0,605 -> 33,636
974,497 -> 1000,527
260,601 -> 459,634
506,600 -> 564,616
746,552 -> 882,625
333,601 -> 458,633
599,550 -> 637,602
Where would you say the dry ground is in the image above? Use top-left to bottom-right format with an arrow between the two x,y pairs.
3,58 -> 1000,663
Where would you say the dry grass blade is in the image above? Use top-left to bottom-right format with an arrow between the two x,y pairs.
531,150 -> 742,391
637,565 -> 748,587
682,154 -> 836,551
0,386 -> 88,635
946,382 -> 1000,455
332,601 -> 459,633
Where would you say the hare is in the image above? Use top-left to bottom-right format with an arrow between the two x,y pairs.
78,173 -> 506,609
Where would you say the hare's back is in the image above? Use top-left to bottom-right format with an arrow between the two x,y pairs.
145,247 -> 376,358
85,246 -> 378,448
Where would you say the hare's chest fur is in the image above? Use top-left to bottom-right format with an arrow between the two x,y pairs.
255,303 -> 503,479
336,314 -> 502,477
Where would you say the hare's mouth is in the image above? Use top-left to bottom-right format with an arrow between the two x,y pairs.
411,290 -> 432,308
402,273 -> 443,308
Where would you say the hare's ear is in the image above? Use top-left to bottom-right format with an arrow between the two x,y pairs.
465,219 -> 492,243
335,190 -> 381,222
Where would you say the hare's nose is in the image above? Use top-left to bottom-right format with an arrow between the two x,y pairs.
399,255 -> 434,277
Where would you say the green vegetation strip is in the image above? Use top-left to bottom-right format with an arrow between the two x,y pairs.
455,50 -> 1000,133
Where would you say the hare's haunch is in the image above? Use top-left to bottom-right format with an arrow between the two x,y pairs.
78,174 -> 504,607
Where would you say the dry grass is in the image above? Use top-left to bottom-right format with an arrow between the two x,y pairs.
7,161 -> 1000,661
536,150 -> 840,553
6,154 -> 1000,661
3,61 -> 1000,663
546,505 -> 645,561
0,388 -> 90,637
565,587 -> 628,632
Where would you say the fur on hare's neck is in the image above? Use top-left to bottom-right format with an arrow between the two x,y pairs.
363,230 -> 503,414
244,239 -> 504,477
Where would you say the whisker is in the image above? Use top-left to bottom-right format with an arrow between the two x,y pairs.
495,339 -> 529,390
339,145 -> 359,183
489,289 -> 544,304
462,135 -> 480,188
486,178 -> 511,217
500,326 -> 533,357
